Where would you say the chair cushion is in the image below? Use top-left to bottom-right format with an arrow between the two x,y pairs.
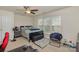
50,33 -> 62,41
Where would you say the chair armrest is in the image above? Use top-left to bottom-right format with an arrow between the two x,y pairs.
0,45 -> 2,48
0,41 -> 2,48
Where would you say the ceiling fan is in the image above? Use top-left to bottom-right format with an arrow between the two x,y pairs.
24,6 -> 38,14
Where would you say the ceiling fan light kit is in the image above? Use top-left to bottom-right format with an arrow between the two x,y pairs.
25,10 -> 31,14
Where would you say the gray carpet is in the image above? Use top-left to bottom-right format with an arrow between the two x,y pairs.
8,45 -> 38,52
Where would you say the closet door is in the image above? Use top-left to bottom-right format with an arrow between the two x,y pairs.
0,16 -> 2,41
2,15 -> 14,40
0,10 -> 14,41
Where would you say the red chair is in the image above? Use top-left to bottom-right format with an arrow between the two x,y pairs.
0,32 -> 9,52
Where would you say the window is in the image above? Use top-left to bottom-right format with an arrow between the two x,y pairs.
43,17 -> 51,33
37,18 -> 43,30
51,16 -> 61,33
37,16 -> 61,34
52,16 -> 61,26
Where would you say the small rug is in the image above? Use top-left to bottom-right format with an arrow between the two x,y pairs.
34,38 -> 49,48
8,46 -> 38,52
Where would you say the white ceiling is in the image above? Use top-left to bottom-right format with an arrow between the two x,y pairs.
0,6 -> 68,16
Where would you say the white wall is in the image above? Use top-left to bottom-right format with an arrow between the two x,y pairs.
34,7 -> 79,45
14,14 -> 33,27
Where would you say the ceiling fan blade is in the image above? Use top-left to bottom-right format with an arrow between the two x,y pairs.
31,11 -> 35,14
31,9 -> 38,11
